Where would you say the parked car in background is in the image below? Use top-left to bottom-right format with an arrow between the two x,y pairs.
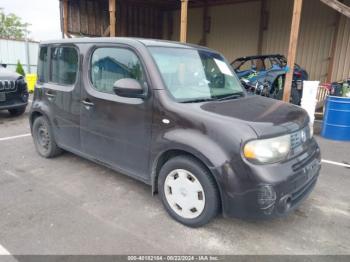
0,64 -> 29,116
231,54 -> 308,105
30,38 -> 321,227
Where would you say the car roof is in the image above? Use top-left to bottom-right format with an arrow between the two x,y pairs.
40,37 -> 214,51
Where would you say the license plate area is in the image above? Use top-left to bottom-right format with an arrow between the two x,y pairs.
293,158 -> 319,190
304,159 -> 320,180
0,92 -> 6,102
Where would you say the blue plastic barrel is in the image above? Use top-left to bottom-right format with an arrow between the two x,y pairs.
321,96 -> 350,141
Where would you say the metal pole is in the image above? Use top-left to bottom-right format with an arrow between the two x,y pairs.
25,27 -> 30,74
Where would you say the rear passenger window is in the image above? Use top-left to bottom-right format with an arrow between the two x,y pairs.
37,46 -> 48,83
50,46 -> 78,85
91,47 -> 145,94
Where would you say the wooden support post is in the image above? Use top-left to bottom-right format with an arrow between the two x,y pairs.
109,0 -> 116,37
63,0 -> 69,38
283,0 -> 303,103
180,0 -> 189,43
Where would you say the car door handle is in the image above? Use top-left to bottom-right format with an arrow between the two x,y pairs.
46,91 -> 56,101
46,91 -> 56,98
81,99 -> 94,108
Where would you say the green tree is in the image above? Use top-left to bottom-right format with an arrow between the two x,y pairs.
16,61 -> 25,76
0,8 -> 29,40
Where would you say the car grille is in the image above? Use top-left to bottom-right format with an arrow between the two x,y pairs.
0,80 -> 17,92
290,125 -> 311,150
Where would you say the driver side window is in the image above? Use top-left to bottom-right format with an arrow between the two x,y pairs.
91,47 -> 145,94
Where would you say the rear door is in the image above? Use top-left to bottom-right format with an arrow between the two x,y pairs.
80,45 -> 153,181
39,44 -> 81,151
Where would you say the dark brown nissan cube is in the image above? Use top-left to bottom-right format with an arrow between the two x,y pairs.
30,38 -> 321,227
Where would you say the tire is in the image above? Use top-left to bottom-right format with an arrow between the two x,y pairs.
271,76 -> 284,101
32,116 -> 62,158
158,155 -> 220,227
290,88 -> 301,105
8,106 -> 26,116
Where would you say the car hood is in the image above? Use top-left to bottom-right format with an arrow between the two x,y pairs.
0,67 -> 21,81
200,95 -> 308,138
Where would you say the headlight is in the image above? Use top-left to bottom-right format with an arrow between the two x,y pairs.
243,134 -> 291,164
309,123 -> 314,137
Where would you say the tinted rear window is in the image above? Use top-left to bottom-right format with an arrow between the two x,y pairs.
50,46 -> 78,85
37,46 -> 48,83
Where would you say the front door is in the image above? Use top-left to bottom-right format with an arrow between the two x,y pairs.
80,45 -> 153,181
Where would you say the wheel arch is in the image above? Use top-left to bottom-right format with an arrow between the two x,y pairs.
29,102 -> 54,131
151,148 -> 223,212
29,110 -> 44,131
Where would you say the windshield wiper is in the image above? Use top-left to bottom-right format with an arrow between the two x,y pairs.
216,92 -> 245,101
181,92 -> 244,103
182,98 -> 216,103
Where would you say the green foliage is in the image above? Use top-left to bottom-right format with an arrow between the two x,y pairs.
16,61 -> 25,76
0,8 -> 30,40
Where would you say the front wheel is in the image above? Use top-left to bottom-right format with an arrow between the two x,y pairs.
158,156 -> 220,227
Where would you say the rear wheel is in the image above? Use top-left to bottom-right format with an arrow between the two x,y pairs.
8,106 -> 26,116
32,116 -> 62,158
158,156 -> 220,227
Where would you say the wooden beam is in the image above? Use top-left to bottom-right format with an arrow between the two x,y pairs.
180,0 -> 189,43
109,0 -> 116,37
320,0 -> 350,18
63,0 -> 69,38
283,0 -> 303,103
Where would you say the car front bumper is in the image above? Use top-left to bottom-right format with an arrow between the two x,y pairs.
213,138 -> 321,219
0,92 -> 28,111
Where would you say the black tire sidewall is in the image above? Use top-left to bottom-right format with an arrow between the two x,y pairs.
32,116 -> 55,158
158,156 -> 219,227
291,88 -> 301,105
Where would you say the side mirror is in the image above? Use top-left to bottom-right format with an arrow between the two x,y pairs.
1,64 -> 7,68
113,78 -> 145,98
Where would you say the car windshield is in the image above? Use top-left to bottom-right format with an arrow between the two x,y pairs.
149,47 -> 244,103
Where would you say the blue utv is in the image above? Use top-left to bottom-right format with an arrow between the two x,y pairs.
231,54 -> 308,105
